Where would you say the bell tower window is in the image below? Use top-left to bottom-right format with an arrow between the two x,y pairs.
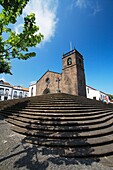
67,57 -> 72,65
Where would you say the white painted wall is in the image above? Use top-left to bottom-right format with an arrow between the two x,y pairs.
86,86 -> 98,100
29,83 -> 36,97
23,91 -> 29,98
12,87 -> 29,99
0,85 -> 12,100
0,81 -> 29,101
86,85 -> 110,103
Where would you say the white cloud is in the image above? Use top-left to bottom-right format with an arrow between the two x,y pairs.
75,0 -> 89,9
15,0 -> 59,45
92,1 -> 103,16
70,0 -> 103,16
30,81 -> 36,85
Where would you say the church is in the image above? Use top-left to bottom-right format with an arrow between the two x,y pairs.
29,49 -> 86,97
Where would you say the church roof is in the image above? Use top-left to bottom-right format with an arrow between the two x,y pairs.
37,70 -> 61,83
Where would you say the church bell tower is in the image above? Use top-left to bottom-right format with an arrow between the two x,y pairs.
61,49 -> 86,97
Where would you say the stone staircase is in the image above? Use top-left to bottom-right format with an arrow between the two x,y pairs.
0,93 -> 113,159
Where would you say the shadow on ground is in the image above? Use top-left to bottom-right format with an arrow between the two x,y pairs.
12,138 -> 100,170
12,121 -> 100,170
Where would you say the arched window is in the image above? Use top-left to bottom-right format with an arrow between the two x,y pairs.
25,93 -> 28,97
14,91 -> 17,98
67,57 -> 72,65
0,88 -> 4,95
5,89 -> 9,97
0,80 -> 4,84
46,77 -> 50,84
19,92 -> 22,98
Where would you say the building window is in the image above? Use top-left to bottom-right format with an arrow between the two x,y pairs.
5,89 -> 9,96
101,94 -> 102,100
0,80 -> 4,84
67,57 -> 72,65
46,77 -> 50,84
4,89 -> 9,100
87,88 -> 89,94
14,91 -> 17,98
0,88 -> 4,95
25,93 -> 28,97
19,92 -> 22,98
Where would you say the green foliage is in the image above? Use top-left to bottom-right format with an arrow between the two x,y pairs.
109,95 -> 113,100
0,0 -> 44,74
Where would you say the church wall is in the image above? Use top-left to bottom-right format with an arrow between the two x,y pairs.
61,50 -> 86,96
62,51 -> 79,95
76,54 -> 86,97
36,71 -> 62,95
61,65 -> 78,95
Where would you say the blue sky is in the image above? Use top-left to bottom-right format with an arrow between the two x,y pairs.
1,0 -> 113,94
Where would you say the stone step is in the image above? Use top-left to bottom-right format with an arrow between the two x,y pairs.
21,106 -> 107,110
21,134 -> 113,149
2,108 -> 112,117
7,117 -> 113,132
3,107 -> 112,115
26,104 -> 106,109
10,123 -> 113,138
31,99 -> 73,102
1,92 -> 113,161
27,99 -> 108,106
5,105 -> 107,110
28,99 -> 107,106
6,107 -> 111,114
1,110 -> 113,123
4,114 -> 113,126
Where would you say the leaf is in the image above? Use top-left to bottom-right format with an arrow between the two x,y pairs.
0,0 -> 44,74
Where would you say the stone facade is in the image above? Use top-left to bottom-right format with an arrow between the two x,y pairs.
62,49 -> 86,96
36,71 -> 62,95
30,49 -> 86,97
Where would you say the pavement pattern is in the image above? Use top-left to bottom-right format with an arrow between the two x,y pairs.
0,115 -> 113,170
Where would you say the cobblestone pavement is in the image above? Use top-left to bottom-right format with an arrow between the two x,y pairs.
0,115 -> 113,170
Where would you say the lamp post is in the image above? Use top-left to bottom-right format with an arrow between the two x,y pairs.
56,78 -> 61,93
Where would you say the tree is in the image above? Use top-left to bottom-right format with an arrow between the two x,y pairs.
0,0 -> 44,74
108,94 -> 113,100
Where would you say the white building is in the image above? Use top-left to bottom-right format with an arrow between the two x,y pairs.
86,85 -> 110,103
29,82 -> 36,97
0,80 -> 12,100
12,86 -> 29,99
0,80 -> 29,101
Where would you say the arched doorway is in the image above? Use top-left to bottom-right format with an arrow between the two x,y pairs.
31,87 -> 33,96
43,88 -> 50,94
